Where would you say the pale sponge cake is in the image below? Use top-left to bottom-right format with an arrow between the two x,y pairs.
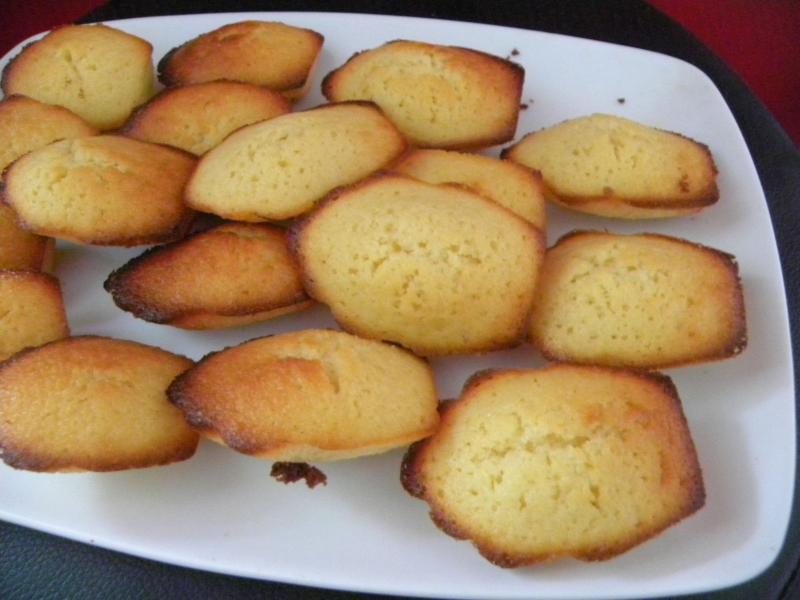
322,40 -> 524,149
0,205 -> 53,271
0,270 -> 69,362
291,174 -> 544,356
158,21 -> 324,101
2,25 -> 154,130
120,81 -> 291,155
3,136 -> 196,246
529,232 -> 746,369
0,336 -> 197,472
168,329 -> 438,462
392,149 -> 547,231
104,223 -> 313,329
402,365 -> 705,567
0,95 -> 97,175
186,102 -> 407,221
0,95 -> 95,268
502,114 -> 718,218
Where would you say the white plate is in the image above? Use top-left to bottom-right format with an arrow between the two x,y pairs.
0,11 -> 794,600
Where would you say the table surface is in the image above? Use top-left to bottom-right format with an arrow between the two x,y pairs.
1,1 -> 799,599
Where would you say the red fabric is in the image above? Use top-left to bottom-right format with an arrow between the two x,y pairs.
0,1 -> 797,145
650,0 -> 800,146
0,1 -> 107,56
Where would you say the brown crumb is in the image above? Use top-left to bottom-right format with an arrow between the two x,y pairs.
520,103 -> 528,110
270,462 -> 328,488
511,48 -> 520,56
617,97 -> 626,104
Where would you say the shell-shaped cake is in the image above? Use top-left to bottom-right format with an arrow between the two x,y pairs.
120,81 -> 291,155
502,114 -> 719,218
0,336 -> 198,472
158,21 -> 324,101
2,136 -> 196,246
323,40 -> 524,149
529,231 -> 746,368
402,365 -> 705,566
2,24 -> 154,130
291,174 -> 544,356
186,102 -> 407,221
392,149 -> 547,231
104,223 -> 313,329
0,270 -> 69,362
168,329 -> 439,462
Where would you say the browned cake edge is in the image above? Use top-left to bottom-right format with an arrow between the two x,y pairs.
401,366 -> 706,567
321,40 -> 524,150
287,172 -> 545,356
500,128 -> 720,212
530,230 -> 747,369
38,237 -> 56,272
0,335 -> 198,472
103,223 -> 312,327
157,21 -> 324,92
167,301 -> 315,330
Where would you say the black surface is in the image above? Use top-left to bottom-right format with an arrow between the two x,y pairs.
2,1 -> 799,599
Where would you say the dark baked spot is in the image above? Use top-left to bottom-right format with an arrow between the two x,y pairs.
400,441 -> 427,497
519,103 -> 528,110
270,461 -> 327,488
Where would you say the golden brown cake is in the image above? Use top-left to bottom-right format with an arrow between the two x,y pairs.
0,205 -> 53,271
2,25 -> 154,130
322,40 -> 524,149
291,173 -> 544,356
0,336 -> 197,472
0,270 -> 69,361
392,149 -> 547,231
402,365 -> 705,567
529,231 -> 747,368
186,102 -> 407,221
119,81 -> 291,155
157,21 -> 324,101
502,114 -> 719,218
2,135 -> 196,246
168,329 -> 438,462
104,222 -> 313,329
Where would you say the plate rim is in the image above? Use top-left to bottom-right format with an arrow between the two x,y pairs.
0,10 -> 795,600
